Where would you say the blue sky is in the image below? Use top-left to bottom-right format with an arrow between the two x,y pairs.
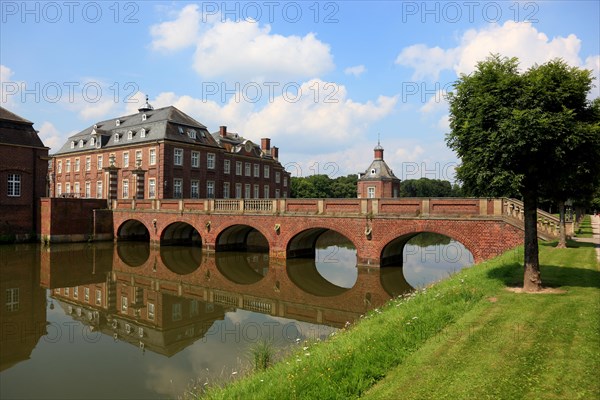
1,1 -> 598,181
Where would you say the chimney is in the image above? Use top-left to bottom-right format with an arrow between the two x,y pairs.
219,126 -> 227,137
374,147 -> 384,160
261,138 -> 271,153
271,146 -> 279,160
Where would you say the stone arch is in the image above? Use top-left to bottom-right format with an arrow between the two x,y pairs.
117,219 -> 150,241
379,229 -> 473,267
286,227 -> 358,260
286,258 -> 352,297
116,242 -> 150,267
160,221 -> 202,246
215,224 -> 269,252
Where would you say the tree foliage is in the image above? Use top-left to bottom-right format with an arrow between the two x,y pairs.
400,178 -> 463,197
291,174 -> 357,198
446,55 -> 600,291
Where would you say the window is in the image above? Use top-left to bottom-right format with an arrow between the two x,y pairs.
207,181 -> 215,198
142,114 -> 147,121
121,296 -> 128,313
96,181 -> 103,198
245,184 -> 251,198
224,159 -> 231,174
147,303 -> 155,320
75,158 -> 80,172
85,156 -> 91,171
7,174 -> 21,197
148,178 -> 156,199
174,148 -> 183,166
191,151 -> 200,168
85,182 -> 91,198
73,287 -> 79,299
275,189 -> 280,198
275,172 -> 281,184
367,187 -> 375,198
74,182 -> 80,196
114,133 -> 120,143
223,182 -> 230,199
149,148 -> 156,165
90,137 -> 96,147
127,131 -> 133,140
264,185 -> 270,198
236,161 -> 242,175
235,183 -> 242,199
188,129 -> 196,139
122,179 -> 129,198
97,155 -> 103,169
70,141 -> 75,149
66,159 -> 71,172
135,150 -> 142,166
207,153 -> 215,169
56,183 -> 62,197
65,287 -> 70,296
190,300 -> 200,317
245,163 -> 251,176
254,184 -> 259,198
254,164 -> 260,177
95,289 -> 102,305
84,287 -> 90,302
172,303 -> 182,321
65,183 -> 71,194
79,139 -> 84,148
140,128 -> 146,138
116,119 -> 120,126
57,160 -> 62,173
123,152 -> 129,168
191,180 -> 199,199
6,288 -> 19,312
178,126 -> 184,134
264,165 -> 270,179
284,177 -> 288,187
174,179 -> 183,198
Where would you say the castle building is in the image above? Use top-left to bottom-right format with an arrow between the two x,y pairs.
357,141 -> 400,198
49,99 -> 289,201
0,106 -> 49,240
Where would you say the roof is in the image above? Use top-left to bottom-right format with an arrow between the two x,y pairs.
0,106 -> 46,148
53,106 -> 218,155
211,130 -> 271,159
359,159 -> 400,181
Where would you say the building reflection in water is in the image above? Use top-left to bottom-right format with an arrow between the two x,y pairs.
35,241 -> 411,358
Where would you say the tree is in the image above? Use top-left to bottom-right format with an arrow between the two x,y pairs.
446,55 -> 599,291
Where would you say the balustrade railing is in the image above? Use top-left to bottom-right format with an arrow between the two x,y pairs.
503,198 -> 562,238
243,199 -> 273,212
214,199 -> 240,212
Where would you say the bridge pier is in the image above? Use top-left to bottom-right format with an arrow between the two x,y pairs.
357,256 -> 381,268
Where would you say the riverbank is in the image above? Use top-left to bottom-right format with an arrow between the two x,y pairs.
194,238 -> 600,399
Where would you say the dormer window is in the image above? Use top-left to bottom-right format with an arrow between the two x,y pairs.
188,129 -> 196,139
140,128 -> 146,138
142,114 -> 147,121
115,119 -> 120,127
114,133 -> 120,143
93,124 -> 97,129
79,139 -> 84,148
178,126 -> 184,134
70,141 -> 75,149
90,137 -> 96,146
127,131 -> 133,140
370,168 -> 376,175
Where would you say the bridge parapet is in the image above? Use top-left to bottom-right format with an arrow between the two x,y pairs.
502,198 -> 565,239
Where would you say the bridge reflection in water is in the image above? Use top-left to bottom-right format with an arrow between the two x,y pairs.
0,232 -> 471,399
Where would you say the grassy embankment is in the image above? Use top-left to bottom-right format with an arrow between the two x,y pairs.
196,238 -> 600,400
577,215 -> 594,238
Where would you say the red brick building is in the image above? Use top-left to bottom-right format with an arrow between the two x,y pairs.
357,142 -> 400,198
0,107 -> 49,241
49,99 -> 290,202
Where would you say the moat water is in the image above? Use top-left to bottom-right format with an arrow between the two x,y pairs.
0,232 -> 472,399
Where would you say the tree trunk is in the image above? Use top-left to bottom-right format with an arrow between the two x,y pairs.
557,200 -> 567,248
523,189 -> 542,291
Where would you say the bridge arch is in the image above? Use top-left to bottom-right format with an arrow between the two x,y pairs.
160,222 -> 202,246
116,242 -> 150,267
215,224 -> 269,252
286,258 -> 352,297
286,227 -> 358,260
215,252 -> 269,285
159,246 -> 202,275
117,219 -> 150,241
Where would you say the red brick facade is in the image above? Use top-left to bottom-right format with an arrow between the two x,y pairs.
0,107 -> 49,240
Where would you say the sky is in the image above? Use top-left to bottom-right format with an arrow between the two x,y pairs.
1,1 -> 599,181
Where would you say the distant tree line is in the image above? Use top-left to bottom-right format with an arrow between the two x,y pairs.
290,175 -> 462,198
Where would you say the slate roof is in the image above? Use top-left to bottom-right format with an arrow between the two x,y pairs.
0,106 -> 46,148
53,106 -> 218,155
211,130 -> 271,159
358,144 -> 400,181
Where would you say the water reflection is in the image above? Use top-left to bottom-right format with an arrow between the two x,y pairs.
0,232 -> 472,399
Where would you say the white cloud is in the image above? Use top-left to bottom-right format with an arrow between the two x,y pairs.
584,55 -> 600,98
1,65 -> 19,108
149,6 -> 334,82
419,89 -> 448,114
396,21 -> 596,80
344,65 -> 366,77
37,122 -> 64,151
0,64 -> 13,83
150,4 -> 202,51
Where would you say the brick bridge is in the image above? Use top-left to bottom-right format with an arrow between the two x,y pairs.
110,197 -> 560,267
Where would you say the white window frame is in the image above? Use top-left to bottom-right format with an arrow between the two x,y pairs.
191,180 -> 199,199
245,163 -> 251,177
207,181 -> 215,198
122,179 -> 129,199
57,183 -> 62,197
149,148 -> 156,165
223,182 -> 230,199
74,182 -> 80,197
74,158 -> 80,172
148,303 -> 155,320
191,151 -> 200,168
6,288 -> 19,312
57,160 -> 62,173
275,172 -> 281,184
135,150 -> 142,165
66,159 -> 71,172
148,178 -> 156,199
174,148 -> 183,166
245,184 -> 251,198
123,152 -> 129,168
224,159 -> 231,174
235,183 -> 242,199
254,164 -> 260,178
121,296 -> 128,313
368,186 -> 376,198
85,182 -> 91,198
207,153 -> 215,169
97,155 -> 103,169
85,156 -> 91,171
84,287 -> 90,302
236,161 -> 242,176
95,289 -> 102,305
264,165 -> 270,178
264,185 -> 270,198
96,180 -> 103,199
7,174 -> 21,197
173,178 -> 183,198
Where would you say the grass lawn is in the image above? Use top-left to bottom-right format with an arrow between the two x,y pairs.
577,215 -> 594,238
195,241 -> 600,400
